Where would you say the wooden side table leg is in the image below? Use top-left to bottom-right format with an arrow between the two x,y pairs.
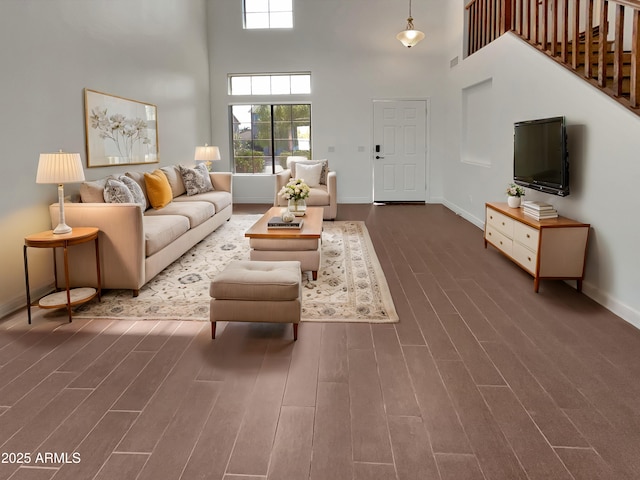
63,244 -> 72,322
24,245 -> 31,325
94,237 -> 102,301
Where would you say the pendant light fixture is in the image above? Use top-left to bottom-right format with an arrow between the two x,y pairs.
396,0 -> 425,48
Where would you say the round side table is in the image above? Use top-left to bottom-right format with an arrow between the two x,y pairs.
24,227 -> 101,324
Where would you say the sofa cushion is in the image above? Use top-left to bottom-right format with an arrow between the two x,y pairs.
305,185 -> 330,206
295,162 -> 323,187
143,215 -> 190,257
161,165 -> 187,198
104,178 -> 135,204
289,159 -> 329,185
144,169 -> 173,209
80,178 -> 108,203
144,200 -> 214,228
179,164 -> 214,196
173,190 -> 232,213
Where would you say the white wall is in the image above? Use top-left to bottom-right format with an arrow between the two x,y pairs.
206,0 -> 447,204
443,28 -> 640,326
0,0 -> 212,315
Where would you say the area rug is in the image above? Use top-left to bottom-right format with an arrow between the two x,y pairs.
74,215 -> 399,323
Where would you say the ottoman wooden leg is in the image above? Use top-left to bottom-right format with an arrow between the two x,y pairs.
211,322 -> 216,339
293,323 -> 298,341
312,271 -> 318,280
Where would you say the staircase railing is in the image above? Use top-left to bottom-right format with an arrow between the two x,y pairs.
465,0 -> 640,113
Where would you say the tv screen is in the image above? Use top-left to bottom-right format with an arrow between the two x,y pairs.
513,116 -> 569,196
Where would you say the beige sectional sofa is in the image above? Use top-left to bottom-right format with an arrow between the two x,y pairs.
49,164 -> 232,296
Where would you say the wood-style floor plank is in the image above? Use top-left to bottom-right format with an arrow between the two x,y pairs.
0,203 -> 638,480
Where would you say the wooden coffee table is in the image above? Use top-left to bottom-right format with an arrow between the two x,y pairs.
245,206 -> 323,280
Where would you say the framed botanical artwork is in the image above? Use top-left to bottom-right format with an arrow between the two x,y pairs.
84,89 -> 159,167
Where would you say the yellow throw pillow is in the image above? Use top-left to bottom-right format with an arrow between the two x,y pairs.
144,169 -> 172,209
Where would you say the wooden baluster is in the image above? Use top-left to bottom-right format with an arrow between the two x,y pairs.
613,4 -> 624,96
551,0 -> 559,55
503,0 -> 513,33
542,0 -> 549,50
483,0 -> 489,47
573,0 -> 581,69
561,0 -> 569,62
632,8 -> 640,107
518,0 -> 524,34
584,0 -> 594,78
487,0 -> 495,44
598,0 -> 609,87
531,0 -> 540,45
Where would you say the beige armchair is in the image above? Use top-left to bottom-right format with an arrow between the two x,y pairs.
274,157 -> 337,220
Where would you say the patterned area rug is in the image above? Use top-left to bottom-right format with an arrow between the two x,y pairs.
75,215 -> 399,323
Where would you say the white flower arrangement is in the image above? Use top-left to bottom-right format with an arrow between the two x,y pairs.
506,183 -> 525,197
279,178 -> 310,201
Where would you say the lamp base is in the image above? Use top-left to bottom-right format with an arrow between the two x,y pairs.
53,223 -> 72,235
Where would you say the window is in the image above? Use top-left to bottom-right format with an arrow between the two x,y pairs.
229,73 -> 311,96
231,104 -> 311,174
244,0 -> 293,29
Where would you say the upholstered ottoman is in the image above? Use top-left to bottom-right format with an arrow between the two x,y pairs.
209,260 -> 302,340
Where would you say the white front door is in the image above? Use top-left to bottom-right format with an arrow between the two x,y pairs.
373,100 -> 427,202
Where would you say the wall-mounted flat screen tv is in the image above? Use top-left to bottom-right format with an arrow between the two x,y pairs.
513,116 -> 569,196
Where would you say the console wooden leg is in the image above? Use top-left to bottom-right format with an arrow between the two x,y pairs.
312,271 -> 318,280
293,323 -> 298,341
577,279 -> 583,292
211,322 -> 216,339
534,278 -> 540,293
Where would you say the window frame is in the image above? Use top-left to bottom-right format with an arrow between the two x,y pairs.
228,73 -> 311,96
230,102 -> 312,175
243,0 -> 294,29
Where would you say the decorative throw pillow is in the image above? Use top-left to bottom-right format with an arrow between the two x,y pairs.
290,159 -> 329,185
103,178 -> 135,204
144,169 -> 173,209
179,164 -> 214,196
124,171 -> 150,209
161,165 -> 187,197
119,175 -> 147,210
295,162 -> 323,187
80,178 -> 108,203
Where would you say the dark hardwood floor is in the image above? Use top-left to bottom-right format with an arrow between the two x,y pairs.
1,203 -> 639,480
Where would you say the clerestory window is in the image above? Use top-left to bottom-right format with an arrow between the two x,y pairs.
244,0 -> 293,29
229,73 -> 310,96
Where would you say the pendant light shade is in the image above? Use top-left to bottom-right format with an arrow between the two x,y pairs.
397,0 -> 425,48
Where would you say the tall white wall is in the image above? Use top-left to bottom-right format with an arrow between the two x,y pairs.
443,24 -> 640,325
206,0 -> 447,204
0,0 -> 212,315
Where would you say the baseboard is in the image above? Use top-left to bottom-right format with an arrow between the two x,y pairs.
441,199 -> 484,229
582,281 -> 640,331
0,284 -> 53,320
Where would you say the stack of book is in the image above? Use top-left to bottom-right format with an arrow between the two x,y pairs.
267,216 -> 304,229
523,201 -> 558,220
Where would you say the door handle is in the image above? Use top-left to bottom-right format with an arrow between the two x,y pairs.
375,155 -> 384,159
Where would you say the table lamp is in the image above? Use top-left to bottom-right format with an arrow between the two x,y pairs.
194,144 -> 221,171
36,150 -> 85,234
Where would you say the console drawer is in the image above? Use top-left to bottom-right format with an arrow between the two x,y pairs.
512,242 -> 537,274
486,207 -> 514,238
485,225 -> 513,257
514,222 -> 539,252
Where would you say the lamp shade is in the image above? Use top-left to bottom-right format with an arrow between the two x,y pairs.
36,151 -> 85,184
397,28 -> 425,48
194,145 -> 221,162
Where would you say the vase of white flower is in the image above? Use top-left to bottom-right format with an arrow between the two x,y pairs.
288,198 -> 307,216
279,178 -> 310,216
506,183 -> 525,208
